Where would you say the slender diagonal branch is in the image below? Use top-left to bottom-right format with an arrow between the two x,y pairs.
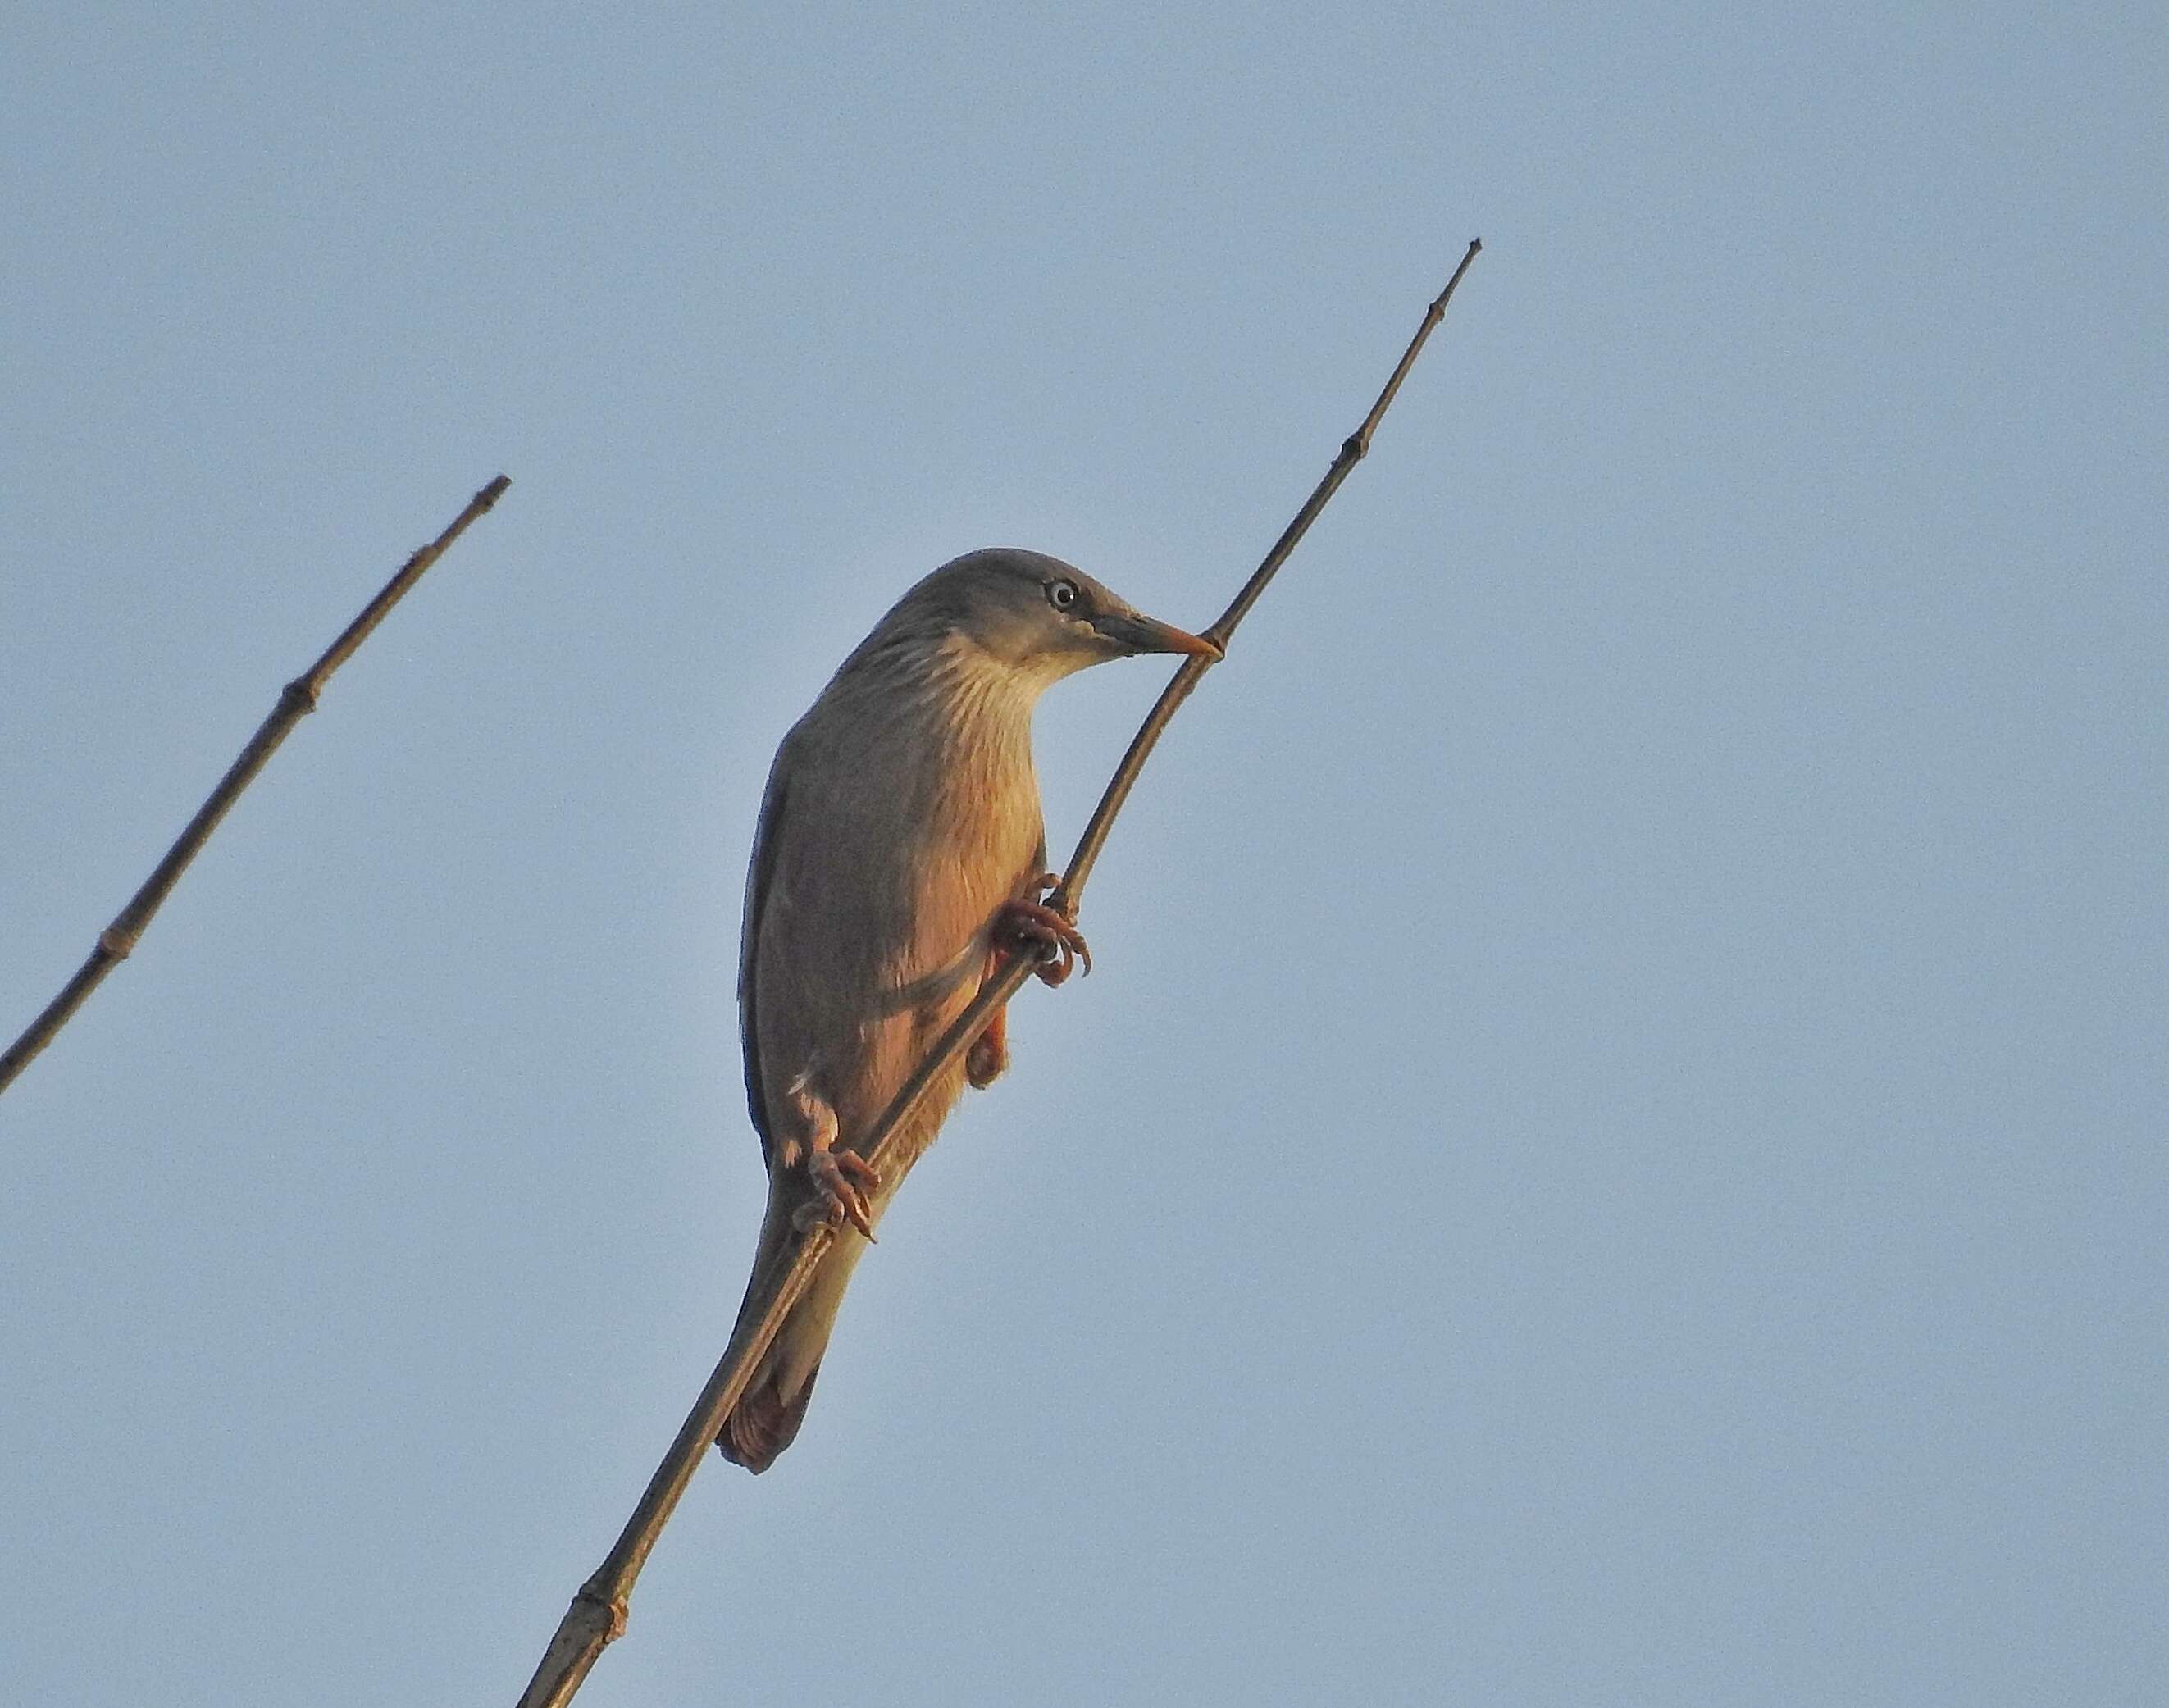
0,476 -> 513,1097
516,239 -> 1482,1708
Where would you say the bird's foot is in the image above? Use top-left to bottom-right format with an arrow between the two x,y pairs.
995,882 -> 1090,986
794,1145 -> 879,1239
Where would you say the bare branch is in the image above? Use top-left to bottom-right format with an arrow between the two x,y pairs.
516,240 -> 1483,1706
0,476 -> 513,1097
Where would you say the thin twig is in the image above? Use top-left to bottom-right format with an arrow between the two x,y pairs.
0,476 -> 513,1097
515,239 -> 1482,1708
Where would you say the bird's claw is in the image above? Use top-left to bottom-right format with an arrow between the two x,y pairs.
996,891 -> 1091,986
796,1146 -> 880,1239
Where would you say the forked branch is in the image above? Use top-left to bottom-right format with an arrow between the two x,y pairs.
0,476 -> 513,1097
516,239 -> 1482,1708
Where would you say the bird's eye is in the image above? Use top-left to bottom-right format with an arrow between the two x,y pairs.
1046,578 -> 1080,613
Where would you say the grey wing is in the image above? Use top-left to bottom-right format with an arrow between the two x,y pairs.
738,748 -> 791,1165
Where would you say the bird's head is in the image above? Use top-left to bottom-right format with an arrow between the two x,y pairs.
898,547 -> 1219,689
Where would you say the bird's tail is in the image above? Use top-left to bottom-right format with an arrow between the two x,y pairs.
717,1200 -> 873,1473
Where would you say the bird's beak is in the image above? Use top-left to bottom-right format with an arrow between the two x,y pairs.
1091,607 -> 1223,661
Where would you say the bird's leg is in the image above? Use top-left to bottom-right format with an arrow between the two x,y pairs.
993,871 -> 1091,986
780,1073 -> 879,1239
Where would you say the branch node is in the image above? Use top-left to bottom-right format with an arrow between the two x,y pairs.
1341,432 -> 1369,463
281,677 -> 321,715
575,1585 -> 628,1644
98,927 -> 137,960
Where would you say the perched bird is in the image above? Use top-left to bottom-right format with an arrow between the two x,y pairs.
718,547 -> 1216,1471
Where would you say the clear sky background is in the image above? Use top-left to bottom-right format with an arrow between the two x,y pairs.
2,4 -> 2162,1705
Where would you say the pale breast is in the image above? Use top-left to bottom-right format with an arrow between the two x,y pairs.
750,656 -> 1046,1145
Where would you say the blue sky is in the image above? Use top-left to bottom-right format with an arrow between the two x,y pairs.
2,4 -> 2162,1704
